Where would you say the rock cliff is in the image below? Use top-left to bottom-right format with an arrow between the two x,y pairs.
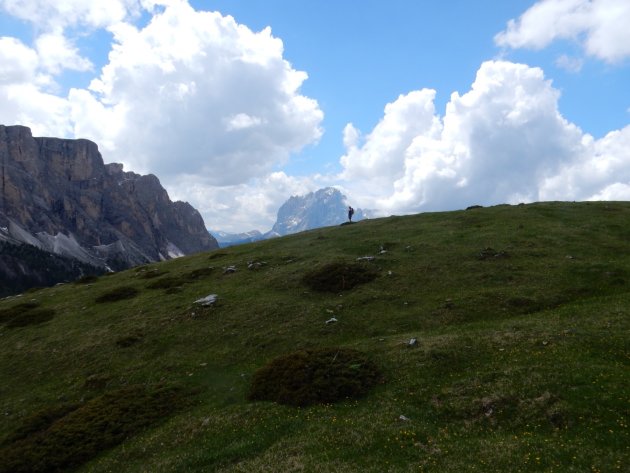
0,125 -> 218,279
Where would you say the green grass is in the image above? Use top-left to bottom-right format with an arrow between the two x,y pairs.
0,201 -> 628,472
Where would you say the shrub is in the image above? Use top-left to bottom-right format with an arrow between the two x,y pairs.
137,269 -> 168,279
248,348 -> 383,407
5,309 -> 56,328
0,302 -> 55,328
115,334 -> 143,347
74,274 -> 99,284
0,385 -> 187,473
185,267 -> 215,280
95,286 -> 139,303
146,277 -> 184,290
302,262 -> 378,292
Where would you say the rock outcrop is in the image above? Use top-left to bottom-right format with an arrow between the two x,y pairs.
0,125 -> 218,280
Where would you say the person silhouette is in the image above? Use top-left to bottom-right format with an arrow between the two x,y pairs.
348,206 -> 355,222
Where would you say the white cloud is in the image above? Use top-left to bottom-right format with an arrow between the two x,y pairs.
0,37 -> 38,85
340,89 -> 441,187
0,37 -> 73,136
0,0 -> 140,31
0,1 -> 323,180
338,60 -> 630,217
495,0 -> 630,63
555,54 -> 584,72
35,33 -> 93,75
68,2 -> 323,185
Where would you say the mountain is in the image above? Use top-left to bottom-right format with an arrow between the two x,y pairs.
210,229 -> 264,248
0,202 -> 626,472
266,187 -> 368,237
0,125 -> 218,291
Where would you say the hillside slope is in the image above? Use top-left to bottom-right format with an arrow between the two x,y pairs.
0,202 -> 628,472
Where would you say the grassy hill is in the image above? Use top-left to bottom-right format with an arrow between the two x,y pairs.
0,201 -> 628,472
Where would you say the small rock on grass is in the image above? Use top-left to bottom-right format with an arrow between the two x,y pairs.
194,294 -> 218,306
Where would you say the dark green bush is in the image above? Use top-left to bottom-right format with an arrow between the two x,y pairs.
115,334 -> 143,347
146,277 -> 185,290
0,302 -> 55,328
185,267 -> 215,280
302,262 -> 378,292
0,385 -> 186,473
137,269 -> 168,279
74,274 -> 99,284
248,348 -> 383,407
94,286 -> 139,303
5,309 -> 56,328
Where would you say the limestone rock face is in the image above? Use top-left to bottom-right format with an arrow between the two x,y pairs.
0,125 -> 218,273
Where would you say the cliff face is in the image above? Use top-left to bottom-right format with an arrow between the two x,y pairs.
0,125 -> 218,273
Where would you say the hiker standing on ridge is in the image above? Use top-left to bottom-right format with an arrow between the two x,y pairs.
348,206 -> 355,222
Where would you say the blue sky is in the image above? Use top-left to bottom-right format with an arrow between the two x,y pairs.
1,0 -> 629,232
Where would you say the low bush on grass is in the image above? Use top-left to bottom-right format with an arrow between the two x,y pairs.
0,384 -> 187,473
0,301 -> 40,321
74,274 -> 99,284
137,269 -> 169,279
146,276 -> 185,290
302,262 -> 379,292
0,302 -> 55,328
95,286 -> 139,303
115,334 -> 143,347
5,309 -> 56,328
248,348 -> 384,407
184,267 -> 215,280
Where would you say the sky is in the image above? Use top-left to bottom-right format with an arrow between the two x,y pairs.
1,0 -> 629,233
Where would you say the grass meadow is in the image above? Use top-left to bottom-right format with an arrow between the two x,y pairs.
0,201 -> 628,472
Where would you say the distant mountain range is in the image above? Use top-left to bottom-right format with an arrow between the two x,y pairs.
211,187 -> 368,246
210,230 -> 264,248
0,125 -> 218,295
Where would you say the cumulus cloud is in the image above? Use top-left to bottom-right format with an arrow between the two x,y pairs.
555,54 -> 584,72
0,0 -> 140,31
0,0 -> 323,230
0,37 -> 38,85
339,60 -> 630,216
70,2 -> 323,184
35,33 -> 93,75
0,37 -> 73,136
495,0 -> 630,63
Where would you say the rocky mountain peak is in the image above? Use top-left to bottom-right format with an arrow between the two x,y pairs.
268,187 -> 367,237
0,124 -> 218,287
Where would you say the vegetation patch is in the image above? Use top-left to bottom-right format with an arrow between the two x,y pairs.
115,334 -> 143,348
184,267 -> 215,280
248,348 -> 383,407
94,286 -> 139,303
0,301 -> 40,321
302,262 -> 378,292
477,247 -> 509,260
0,301 -> 56,328
146,276 -> 185,290
5,308 -> 56,328
0,384 -> 187,473
74,274 -> 99,284
137,269 -> 169,280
